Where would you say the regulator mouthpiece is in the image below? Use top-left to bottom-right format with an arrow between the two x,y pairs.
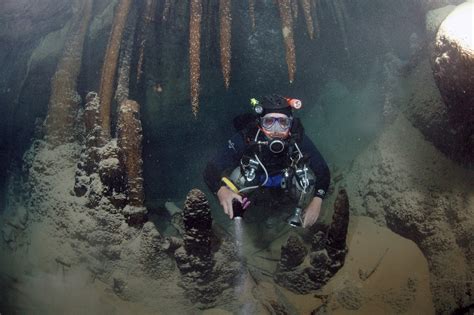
288,207 -> 303,227
269,139 -> 285,154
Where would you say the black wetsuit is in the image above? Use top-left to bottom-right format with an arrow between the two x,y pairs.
203,124 -> 330,200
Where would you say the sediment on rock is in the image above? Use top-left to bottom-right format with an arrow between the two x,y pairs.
174,189 -> 241,307
117,99 -> 146,224
275,189 -> 350,293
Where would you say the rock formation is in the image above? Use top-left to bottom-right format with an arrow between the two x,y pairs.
276,0 -> 297,83
117,100 -> 146,224
44,0 -> 93,145
219,0 -> 232,89
99,0 -> 133,139
345,114 -> 474,314
275,189 -> 350,293
174,189 -> 241,307
431,1 -> 474,165
189,0 -> 203,116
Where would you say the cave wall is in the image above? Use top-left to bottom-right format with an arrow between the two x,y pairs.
0,0 -> 459,208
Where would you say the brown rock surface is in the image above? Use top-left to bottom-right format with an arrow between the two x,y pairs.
344,113 -> 474,313
431,1 -> 474,165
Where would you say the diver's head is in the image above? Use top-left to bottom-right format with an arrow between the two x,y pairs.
257,94 -> 294,140
260,113 -> 292,140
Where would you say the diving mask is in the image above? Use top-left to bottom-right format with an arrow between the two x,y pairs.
260,115 -> 292,132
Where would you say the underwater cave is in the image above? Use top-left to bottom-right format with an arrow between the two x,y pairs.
0,0 -> 473,313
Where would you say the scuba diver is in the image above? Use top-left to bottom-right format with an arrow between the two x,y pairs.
203,94 -> 330,228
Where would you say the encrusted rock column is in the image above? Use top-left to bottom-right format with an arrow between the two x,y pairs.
117,99 -> 147,225
99,0 -> 133,139
174,189 -> 215,302
174,189 -> 241,307
44,0 -> 93,145
74,92 -> 127,209
326,189 -> 349,264
275,189 -> 350,293
176,189 -> 214,267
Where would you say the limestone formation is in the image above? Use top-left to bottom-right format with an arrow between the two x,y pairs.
276,0 -> 296,83
98,0 -> 133,139
219,0 -> 232,89
431,1 -> 474,165
248,0 -> 256,31
182,189 -> 213,257
115,8 -> 137,105
174,189 -> 240,307
326,189 -> 349,263
44,0 -> 93,145
189,0 -> 203,116
136,0 -> 157,84
139,222 -> 174,278
117,99 -> 146,224
300,0 -> 315,39
278,234 -> 308,271
275,189 -> 350,294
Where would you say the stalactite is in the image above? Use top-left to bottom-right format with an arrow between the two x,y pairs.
44,0 -> 93,145
332,0 -> 349,53
162,0 -> 174,21
276,0 -> 296,83
163,0 -> 171,21
115,10 -> 137,105
312,0 -> 321,39
299,0 -> 314,39
136,0 -> 157,85
189,0 -> 202,116
117,100 -> 145,208
219,0 -> 232,89
249,0 -> 256,31
291,0 -> 299,20
98,0 -> 133,140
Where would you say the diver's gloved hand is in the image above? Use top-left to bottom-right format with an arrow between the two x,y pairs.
303,197 -> 322,228
217,186 -> 243,219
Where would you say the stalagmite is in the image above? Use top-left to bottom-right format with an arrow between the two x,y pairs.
249,0 -> 256,31
299,0 -> 314,39
189,0 -> 203,116
277,0 -> 297,83
219,0 -> 232,89
44,0 -> 93,145
117,100 -> 145,208
98,0 -> 133,139
174,189 -> 241,306
136,0 -> 157,84
275,189 -> 350,294
326,189 -> 349,262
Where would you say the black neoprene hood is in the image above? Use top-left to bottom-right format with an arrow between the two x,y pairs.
260,94 -> 292,117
